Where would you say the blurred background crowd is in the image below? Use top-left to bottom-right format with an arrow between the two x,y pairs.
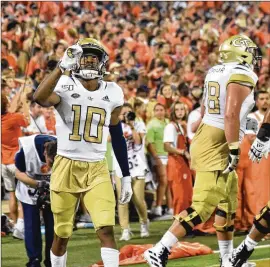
1,1 -> 270,239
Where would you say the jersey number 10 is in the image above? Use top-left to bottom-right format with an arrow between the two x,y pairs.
208,81 -> 220,114
69,105 -> 106,144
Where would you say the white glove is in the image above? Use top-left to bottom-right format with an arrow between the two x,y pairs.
119,176 -> 133,204
59,44 -> 83,72
223,142 -> 240,174
249,138 -> 269,163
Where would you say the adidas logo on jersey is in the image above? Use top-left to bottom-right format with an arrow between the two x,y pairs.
102,95 -> 110,102
71,93 -> 80,99
88,96 -> 93,101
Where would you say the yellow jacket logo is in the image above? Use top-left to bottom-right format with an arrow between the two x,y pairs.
232,37 -> 252,47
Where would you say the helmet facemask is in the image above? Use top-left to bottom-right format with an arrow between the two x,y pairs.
246,46 -> 262,70
75,46 -> 108,80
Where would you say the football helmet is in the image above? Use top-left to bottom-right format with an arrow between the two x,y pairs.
219,35 -> 262,70
74,38 -> 109,80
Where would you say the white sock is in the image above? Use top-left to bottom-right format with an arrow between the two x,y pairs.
16,218 -> 24,231
218,240 -> 233,258
245,235 -> 258,251
101,247 -> 119,267
160,231 -> 178,251
50,250 -> 67,267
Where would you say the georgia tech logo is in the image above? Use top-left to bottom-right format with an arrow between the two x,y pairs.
67,48 -> 75,58
232,37 -> 252,47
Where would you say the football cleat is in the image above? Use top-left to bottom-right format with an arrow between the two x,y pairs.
144,243 -> 170,267
229,242 -> 255,267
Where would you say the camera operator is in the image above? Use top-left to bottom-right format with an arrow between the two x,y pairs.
114,103 -> 149,241
14,134 -> 57,267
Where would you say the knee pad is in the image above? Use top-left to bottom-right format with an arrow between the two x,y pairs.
214,209 -> 235,232
253,203 -> 270,235
54,223 -> 73,238
174,207 -> 202,234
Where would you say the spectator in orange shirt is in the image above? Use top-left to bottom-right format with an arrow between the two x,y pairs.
1,92 -> 30,238
43,107 -> 56,135
26,47 -> 45,76
1,40 -> 17,71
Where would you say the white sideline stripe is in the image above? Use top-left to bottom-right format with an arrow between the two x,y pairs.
213,244 -> 270,254
207,258 -> 270,267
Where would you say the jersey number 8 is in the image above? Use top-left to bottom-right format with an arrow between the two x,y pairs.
208,81 -> 220,114
69,105 -> 106,144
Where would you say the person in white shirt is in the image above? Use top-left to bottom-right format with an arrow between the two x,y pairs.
23,101 -> 49,135
114,103 -> 149,241
247,90 -> 269,129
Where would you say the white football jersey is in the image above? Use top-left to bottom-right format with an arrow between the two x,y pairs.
202,62 -> 258,141
54,75 -> 124,162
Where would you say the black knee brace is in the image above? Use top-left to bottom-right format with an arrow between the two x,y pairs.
177,207 -> 202,234
253,203 -> 270,234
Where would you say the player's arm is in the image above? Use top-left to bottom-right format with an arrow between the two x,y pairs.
249,107 -> 270,162
34,44 -> 83,107
110,106 -> 132,204
33,67 -> 62,107
223,83 -> 251,173
224,83 -> 251,143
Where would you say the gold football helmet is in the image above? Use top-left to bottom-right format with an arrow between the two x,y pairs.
75,38 -> 109,80
219,35 -> 262,70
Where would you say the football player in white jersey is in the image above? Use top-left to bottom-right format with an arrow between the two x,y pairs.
229,107 -> 270,267
33,38 -> 133,267
144,34 -> 262,267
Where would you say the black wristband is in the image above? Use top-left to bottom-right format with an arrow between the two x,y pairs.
257,123 -> 270,142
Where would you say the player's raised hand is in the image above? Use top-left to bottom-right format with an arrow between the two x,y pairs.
223,142 -> 240,174
59,44 -> 83,72
119,176 -> 133,204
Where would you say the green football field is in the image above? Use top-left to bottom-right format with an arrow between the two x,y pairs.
2,220 -> 270,267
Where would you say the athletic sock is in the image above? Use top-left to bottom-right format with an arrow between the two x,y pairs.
245,235 -> 258,251
101,247 -> 119,267
50,250 -> 67,267
159,231 -> 178,251
218,240 -> 233,258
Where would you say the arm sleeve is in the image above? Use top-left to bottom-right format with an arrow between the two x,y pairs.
109,122 -> 130,177
163,124 -> 175,143
14,148 -> 26,172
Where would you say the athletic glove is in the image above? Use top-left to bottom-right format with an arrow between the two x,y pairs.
223,142 -> 240,174
119,176 -> 133,205
59,44 -> 83,72
249,123 -> 270,163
